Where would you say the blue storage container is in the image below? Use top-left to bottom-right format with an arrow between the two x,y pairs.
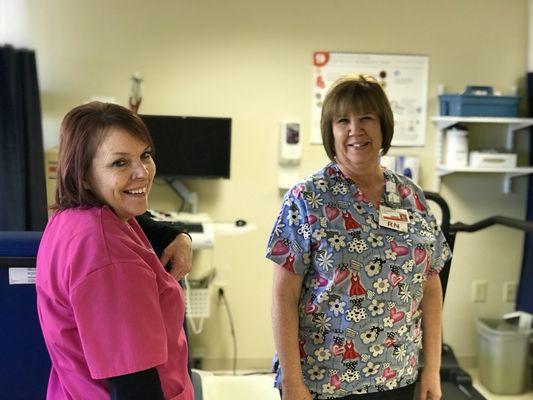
439,86 -> 519,117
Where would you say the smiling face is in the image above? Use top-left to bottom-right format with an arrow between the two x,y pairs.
320,75 -> 394,164
87,128 -> 155,221
332,112 -> 383,175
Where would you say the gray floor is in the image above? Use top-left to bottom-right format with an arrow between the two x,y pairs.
192,368 -> 533,400
464,367 -> 533,400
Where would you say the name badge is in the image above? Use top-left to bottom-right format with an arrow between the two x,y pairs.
379,205 -> 409,232
386,180 -> 397,193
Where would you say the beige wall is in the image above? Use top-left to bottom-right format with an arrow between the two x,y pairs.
28,0 -> 529,369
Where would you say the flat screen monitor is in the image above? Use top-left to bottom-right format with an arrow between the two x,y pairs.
140,114 -> 231,179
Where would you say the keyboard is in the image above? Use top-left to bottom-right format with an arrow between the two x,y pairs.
181,222 -> 204,233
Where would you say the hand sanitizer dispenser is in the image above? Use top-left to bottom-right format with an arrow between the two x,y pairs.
279,122 -> 301,165
278,122 -> 301,189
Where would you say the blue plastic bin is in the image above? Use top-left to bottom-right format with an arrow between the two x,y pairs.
439,86 -> 519,117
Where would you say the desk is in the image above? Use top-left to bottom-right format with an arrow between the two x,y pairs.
210,223 -> 257,236
148,211 -> 256,250
148,211 -> 214,249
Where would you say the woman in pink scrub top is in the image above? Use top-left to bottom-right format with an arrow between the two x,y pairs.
36,102 -> 194,400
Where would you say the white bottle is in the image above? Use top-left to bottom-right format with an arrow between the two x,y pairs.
443,124 -> 469,167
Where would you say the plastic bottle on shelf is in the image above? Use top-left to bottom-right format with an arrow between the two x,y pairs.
443,123 -> 469,167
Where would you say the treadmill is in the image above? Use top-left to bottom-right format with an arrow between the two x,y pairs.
417,192 -> 533,399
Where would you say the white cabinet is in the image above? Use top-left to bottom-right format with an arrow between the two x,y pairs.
431,116 -> 533,193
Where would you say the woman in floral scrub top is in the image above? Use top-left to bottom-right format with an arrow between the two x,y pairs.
266,75 -> 451,400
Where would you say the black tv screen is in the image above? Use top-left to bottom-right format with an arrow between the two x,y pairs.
140,115 -> 231,179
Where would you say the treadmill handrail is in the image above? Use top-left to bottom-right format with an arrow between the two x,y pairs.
452,216 -> 533,233
423,192 -> 533,234
423,191 -> 451,235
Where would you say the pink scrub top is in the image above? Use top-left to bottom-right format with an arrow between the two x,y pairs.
36,206 -> 193,400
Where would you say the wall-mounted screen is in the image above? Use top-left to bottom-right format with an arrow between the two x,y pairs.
140,115 -> 231,179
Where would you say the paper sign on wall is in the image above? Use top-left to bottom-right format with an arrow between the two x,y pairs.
311,52 -> 429,147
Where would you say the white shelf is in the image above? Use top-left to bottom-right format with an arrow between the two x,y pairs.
431,116 -> 533,123
432,116 -> 533,193
435,165 -> 533,193
431,116 -> 533,131
436,165 -> 533,174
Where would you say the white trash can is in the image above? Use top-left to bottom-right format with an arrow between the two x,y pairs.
477,318 -> 532,394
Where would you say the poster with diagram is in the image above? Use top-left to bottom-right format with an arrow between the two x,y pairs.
311,52 -> 428,146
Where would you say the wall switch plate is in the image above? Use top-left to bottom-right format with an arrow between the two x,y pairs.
503,281 -> 518,303
471,280 -> 488,302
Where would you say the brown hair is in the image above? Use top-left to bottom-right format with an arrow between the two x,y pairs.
320,74 -> 394,161
54,101 -> 153,210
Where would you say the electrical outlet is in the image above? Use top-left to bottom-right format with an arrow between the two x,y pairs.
214,282 -> 227,304
471,280 -> 487,303
503,281 -> 517,303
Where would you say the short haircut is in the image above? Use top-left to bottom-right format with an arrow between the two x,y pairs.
54,102 -> 154,210
320,74 -> 394,161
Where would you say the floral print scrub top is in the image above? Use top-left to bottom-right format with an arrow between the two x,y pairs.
266,162 -> 451,398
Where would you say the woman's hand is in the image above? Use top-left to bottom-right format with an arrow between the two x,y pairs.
418,369 -> 441,400
281,382 -> 313,400
160,233 -> 192,281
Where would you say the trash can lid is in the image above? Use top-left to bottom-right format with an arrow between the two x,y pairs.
477,318 -> 533,337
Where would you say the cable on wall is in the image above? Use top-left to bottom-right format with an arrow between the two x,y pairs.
218,288 -> 237,376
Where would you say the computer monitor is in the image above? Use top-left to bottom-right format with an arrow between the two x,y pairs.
140,114 -> 231,179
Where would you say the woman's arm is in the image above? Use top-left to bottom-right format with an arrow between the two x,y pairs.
136,212 -> 187,253
419,273 -> 443,400
271,264 -> 312,400
136,213 -> 192,280
107,368 -> 164,400
158,233 -> 192,281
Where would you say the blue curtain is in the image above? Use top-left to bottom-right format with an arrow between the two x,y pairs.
516,72 -> 533,314
0,45 -> 47,230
